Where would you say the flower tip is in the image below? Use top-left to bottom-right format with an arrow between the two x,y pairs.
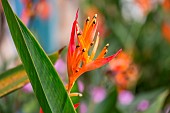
79,93 -> 83,97
94,14 -> 97,18
106,43 -> 109,48
97,32 -> 100,36
75,9 -> 79,20
88,16 -> 90,20
116,48 -> 123,55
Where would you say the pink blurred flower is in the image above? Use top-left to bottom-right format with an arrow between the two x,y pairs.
22,83 -> 33,93
54,59 -> 67,75
79,102 -> 87,113
91,87 -> 106,103
118,90 -> 134,105
137,100 -> 150,111
78,80 -> 84,93
164,104 -> 170,113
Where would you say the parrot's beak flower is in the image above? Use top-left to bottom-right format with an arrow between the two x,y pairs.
67,10 -> 122,93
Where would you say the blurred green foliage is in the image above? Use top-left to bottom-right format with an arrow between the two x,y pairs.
83,0 -> 170,92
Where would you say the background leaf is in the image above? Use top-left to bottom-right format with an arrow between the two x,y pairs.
0,49 -> 62,97
1,0 -> 76,113
142,90 -> 169,113
117,88 -> 168,113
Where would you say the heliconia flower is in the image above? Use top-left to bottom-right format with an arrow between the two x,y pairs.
67,10 -> 122,93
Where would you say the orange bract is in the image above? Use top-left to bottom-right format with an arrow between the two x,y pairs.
67,10 -> 122,93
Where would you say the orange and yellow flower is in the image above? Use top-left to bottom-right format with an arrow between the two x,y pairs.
67,10 -> 122,93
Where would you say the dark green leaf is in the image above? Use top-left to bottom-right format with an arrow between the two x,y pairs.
1,0 -> 76,113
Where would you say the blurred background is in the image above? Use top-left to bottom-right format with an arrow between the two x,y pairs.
1,0 -> 170,113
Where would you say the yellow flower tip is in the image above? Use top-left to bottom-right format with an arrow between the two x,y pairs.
87,17 -> 90,21
93,19 -> 97,25
97,32 -> 100,36
105,43 -> 109,48
94,14 -> 97,18
79,93 -> 83,97
77,31 -> 81,36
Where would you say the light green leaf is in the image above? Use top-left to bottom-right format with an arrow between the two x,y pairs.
142,90 -> 168,113
1,0 -> 76,113
0,48 -> 64,97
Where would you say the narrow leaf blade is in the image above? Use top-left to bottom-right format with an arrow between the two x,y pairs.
142,90 -> 169,113
2,0 -> 76,113
0,49 -> 62,97
0,65 -> 28,97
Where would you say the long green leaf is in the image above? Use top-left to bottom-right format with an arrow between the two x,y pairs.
142,90 -> 168,113
0,48 -> 64,97
2,0 -> 76,113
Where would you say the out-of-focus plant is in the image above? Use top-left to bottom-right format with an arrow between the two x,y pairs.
79,0 -> 170,112
108,51 -> 139,91
21,0 -> 51,25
